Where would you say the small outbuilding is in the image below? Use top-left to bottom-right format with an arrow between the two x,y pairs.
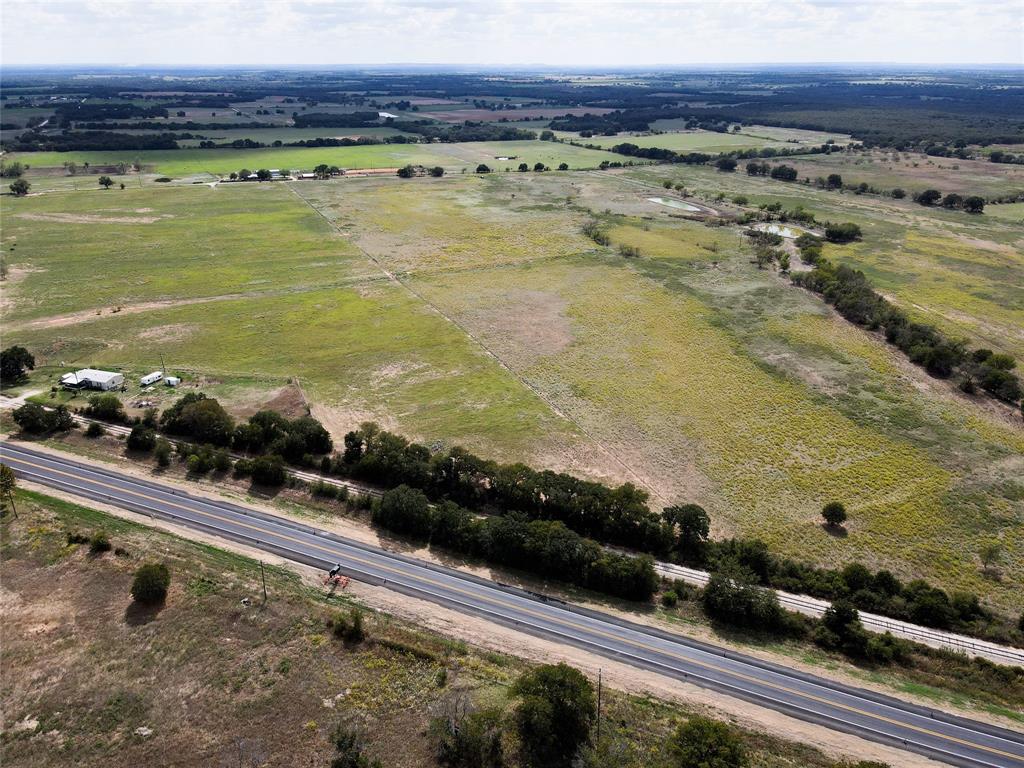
60,369 -> 125,391
164,376 -> 181,387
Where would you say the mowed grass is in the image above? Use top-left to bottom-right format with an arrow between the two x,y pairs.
6,140 -> 617,178
555,130 -> 783,153
296,173 -> 597,275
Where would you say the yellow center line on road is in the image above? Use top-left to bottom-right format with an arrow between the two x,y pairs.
3,450 -> 1020,763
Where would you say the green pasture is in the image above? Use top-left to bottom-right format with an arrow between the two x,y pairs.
626,164 -> 1024,359
5,140 -> 617,178
4,171 -> 1022,610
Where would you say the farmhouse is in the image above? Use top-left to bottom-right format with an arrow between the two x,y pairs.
59,368 -> 125,391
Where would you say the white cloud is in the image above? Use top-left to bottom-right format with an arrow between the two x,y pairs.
1,0 -> 1021,67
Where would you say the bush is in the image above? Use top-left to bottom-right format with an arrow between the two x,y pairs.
333,607 -> 366,643
661,590 -> 679,607
130,562 -> 170,604
89,530 -> 112,554
154,439 -> 172,467
430,705 -> 504,768
512,663 -> 595,768
824,222 -> 862,243
250,454 -> 287,486
373,485 -> 432,538
330,723 -> 382,768
85,393 -> 127,422
12,402 -> 73,434
126,425 -> 157,452
85,421 -> 106,438
702,566 -> 786,632
821,501 -> 847,527
668,716 -> 744,768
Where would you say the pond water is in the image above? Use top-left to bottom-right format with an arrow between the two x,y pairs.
647,196 -> 701,212
752,222 -> 807,239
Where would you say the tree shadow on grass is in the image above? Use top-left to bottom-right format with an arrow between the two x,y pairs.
124,599 -> 164,626
821,523 -> 848,539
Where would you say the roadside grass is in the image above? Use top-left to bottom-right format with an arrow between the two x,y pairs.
0,490 -> 866,768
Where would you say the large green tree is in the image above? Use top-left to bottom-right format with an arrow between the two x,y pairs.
0,345 -> 35,384
511,663 -> 596,768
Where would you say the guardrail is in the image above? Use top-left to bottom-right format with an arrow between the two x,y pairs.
656,562 -> 1024,666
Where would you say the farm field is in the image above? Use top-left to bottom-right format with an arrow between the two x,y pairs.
3,168 -> 1023,612
772,149 -> 1024,199
0,181 -> 591,467
5,140 -> 619,178
556,126 -> 851,153
625,163 -> 1024,359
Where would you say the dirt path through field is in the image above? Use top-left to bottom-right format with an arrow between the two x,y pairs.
285,182 -> 669,505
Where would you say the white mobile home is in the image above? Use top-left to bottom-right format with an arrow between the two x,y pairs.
140,371 -> 163,386
60,369 -> 125,391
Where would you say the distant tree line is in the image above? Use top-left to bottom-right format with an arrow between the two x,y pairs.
54,102 -> 168,126
3,130 -> 179,152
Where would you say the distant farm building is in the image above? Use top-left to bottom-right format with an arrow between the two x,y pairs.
164,376 -> 181,387
60,369 -> 125,391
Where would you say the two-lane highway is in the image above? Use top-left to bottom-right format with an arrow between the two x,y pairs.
3,441 -> 1022,768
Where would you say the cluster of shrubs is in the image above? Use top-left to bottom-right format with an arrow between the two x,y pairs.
913,188 -> 985,213
744,161 -> 798,181
157,393 -> 332,461
791,239 -> 1021,404
372,485 -> 658,601
11,402 -> 74,434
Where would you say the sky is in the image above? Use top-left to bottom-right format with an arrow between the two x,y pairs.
1,0 -> 1021,68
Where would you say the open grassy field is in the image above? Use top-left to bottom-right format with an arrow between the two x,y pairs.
6,140 -> 619,178
625,163 -> 1024,360
555,126 -> 850,154
774,149 -> 1024,199
3,168 -> 1022,612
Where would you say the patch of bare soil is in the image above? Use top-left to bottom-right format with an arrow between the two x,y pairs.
137,323 -> 197,344
258,382 -> 310,420
15,212 -> 172,225
5,294 -> 250,332
462,288 -> 574,368
308,402 -> 400,444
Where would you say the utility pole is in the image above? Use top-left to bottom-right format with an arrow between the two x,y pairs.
260,560 -> 267,603
596,668 -> 602,741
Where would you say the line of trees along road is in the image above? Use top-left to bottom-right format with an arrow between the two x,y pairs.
8,372 -> 1018,640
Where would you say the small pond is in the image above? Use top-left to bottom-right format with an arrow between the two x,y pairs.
647,196 -> 701,212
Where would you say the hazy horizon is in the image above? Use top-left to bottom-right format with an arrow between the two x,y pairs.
2,0 -> 1021,69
